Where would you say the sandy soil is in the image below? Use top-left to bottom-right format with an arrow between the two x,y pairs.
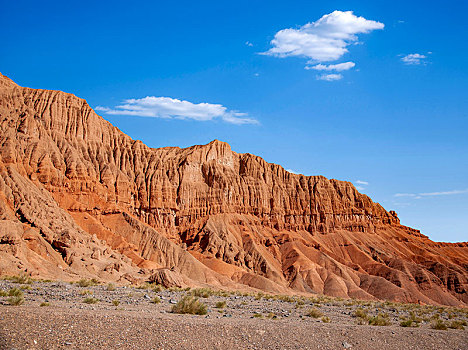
0,280 -> 466,350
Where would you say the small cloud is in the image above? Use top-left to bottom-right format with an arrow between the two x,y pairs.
394,188 -> 468,198
305,61 -> 355,71
401,53 -> 428,65
397,20 -> 405,24
262,10 -> 384,65
355,180 -> 369,185
254,73 -> 260,77
245,41 -> 253,47
286,169 -> 300,174
316,73 -> 343,81
96,97 -> 258,125
356,185 -> 365,191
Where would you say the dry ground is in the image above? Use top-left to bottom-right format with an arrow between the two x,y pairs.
0,278 -> 467,349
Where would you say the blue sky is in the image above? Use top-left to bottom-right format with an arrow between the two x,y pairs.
1,0 -> 467,242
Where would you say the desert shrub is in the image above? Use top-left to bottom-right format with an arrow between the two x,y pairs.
20,285 -> 31,290
400,319 -> 416,327
353,308 -> 368,319
112,300 -> 120,306
215,301 -> 226,309
76,278 -> 98,287
191,288 -> 214,298
0,289 -> 7,297
8,295 -> 24,306
266,312 -> 277,319
254,292 -> 264,301
321,316 -> 331,323
171,296 -> 207,315
306,308 -> 323,318
152,296 -> 161,304
83,297 -> 99,304
448,320 -> 465,330
40,302 -> 50,307
79,290 -> 92,296
368,313 -> 391,326
7,274 -> 33,284
106,283 -> 116,291
431,319 -> 447,330
8,288 -> 23,297
152,284 -> 165,292
253,313 -> 263,318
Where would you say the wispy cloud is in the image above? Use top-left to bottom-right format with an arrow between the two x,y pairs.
261,10 -> 383,80
394,188 -> 468,198
355,180 -> 369,185
286,169 -> 300,174
316,73 -> 343,81
245,41 -> 253,47
401,53 -> 427,65
96,97 -> 258,125
306,61 -> 355,71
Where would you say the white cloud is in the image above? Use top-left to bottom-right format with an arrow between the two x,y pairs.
356,185 -> 365,191
245,41 -> 253,47
395,189 -> 468,198
306,61 -> 355,71
286,169 -> 300,174
96,97 -> 258,125
316,73 -> 343,81
401,53 -> 427,65
355,180 -> 369,185
262,11 -> 384,63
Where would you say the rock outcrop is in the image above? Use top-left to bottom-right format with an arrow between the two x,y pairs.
0,73 -> 467,305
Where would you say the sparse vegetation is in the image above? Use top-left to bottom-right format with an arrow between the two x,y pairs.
0,289 -> 7,297
76,278 -> 99,287
431,319 -> 447,330
171,296 -> 207,315
83,297 -> 99,304
79,290 -> 92,296
321,316 -> 331,323
191,288 -> 214,298
151,296 -> 161,304
306,307 -> 323,318
112,300 -> 120,306
368,312 -> 391,326
447,320 -> 466,330
266,312 -> 277,319
253,313 -> 263,318
353,308 -> 368,320
40,302 -> 50,307
8,295 -> 25,306
8,287 -> 23,297
5,274 -> 33,284
152,284 -> 165,292
215,301 -> 226,309
106,283 -> 116,291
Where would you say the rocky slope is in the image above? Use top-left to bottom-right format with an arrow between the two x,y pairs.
0,73 -> 467,305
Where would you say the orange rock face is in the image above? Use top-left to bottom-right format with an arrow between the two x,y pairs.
0,73 -> 467,305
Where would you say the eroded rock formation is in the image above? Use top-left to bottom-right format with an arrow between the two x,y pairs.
0,73 -> 467,305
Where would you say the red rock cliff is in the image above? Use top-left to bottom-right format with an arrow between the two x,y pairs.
0,73 -> 467,305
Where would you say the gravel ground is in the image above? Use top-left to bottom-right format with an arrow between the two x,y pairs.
0,280 -> 467,349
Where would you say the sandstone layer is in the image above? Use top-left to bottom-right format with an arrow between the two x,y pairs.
0,73 -> 466,305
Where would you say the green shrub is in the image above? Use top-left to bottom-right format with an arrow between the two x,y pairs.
76,279 -> 98,287
0,289 -> 7,297
106,283 -> 116,291
8,288 -> 23,297
153,284 -> 165,292
353,308 -> 368,319
171,296 -> 207,315
215,301 -> 226,309
40,302 -> 50,307
83,297 -> 99,304
431,319 -> 447,330
266,312 -> 277,319
151,296 -> 161,304
8,295 -> 24,306
253,313 -> 263,318
321,316 -> 331,323
8,274 -> 33,284
448,320 -> 465,330
368,313 -> 391,326
306,308 -> 323,318
79,290 -> 92,296
112,300 -> 120,306
191,288 -> 214,298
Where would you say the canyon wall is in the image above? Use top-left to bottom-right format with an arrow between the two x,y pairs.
0,73 -> 467,305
